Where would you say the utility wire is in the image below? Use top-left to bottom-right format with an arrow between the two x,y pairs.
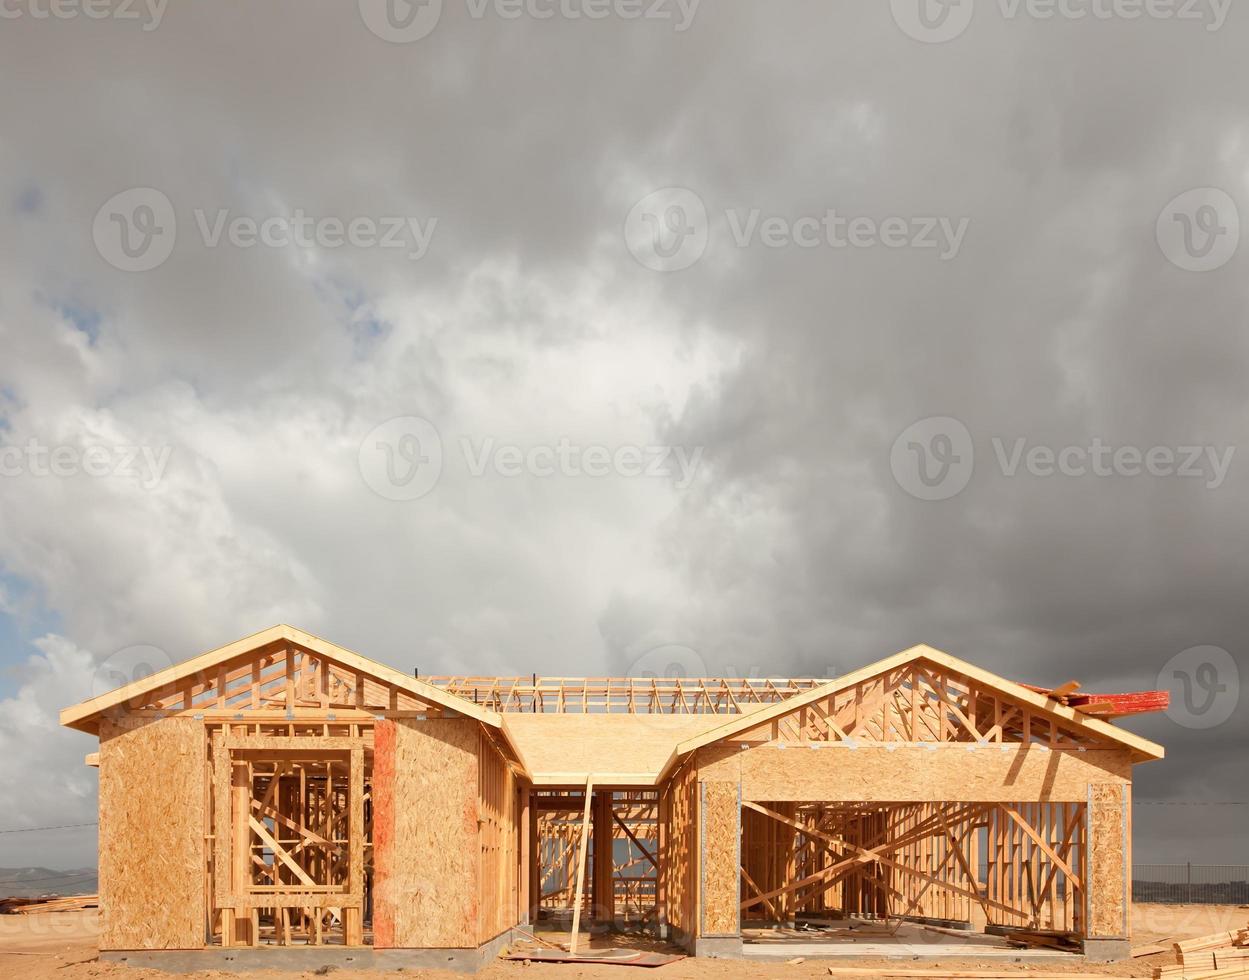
0,821 -> 98,834
1134,801 -> 1248,806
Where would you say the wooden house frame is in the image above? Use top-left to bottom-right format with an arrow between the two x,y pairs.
61,627 -> 1162,969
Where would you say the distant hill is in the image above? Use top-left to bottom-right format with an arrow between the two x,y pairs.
0,866 -> 98,897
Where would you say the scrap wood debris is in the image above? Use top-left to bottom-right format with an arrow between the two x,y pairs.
1151,923 -> 1249,980
0,893 -> 97,915
1003,928 -> 1082,951
504,943 -> 682,967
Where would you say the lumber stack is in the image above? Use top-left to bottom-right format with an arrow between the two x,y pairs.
1152,925 -> 1249,980
0,893 -> 98,915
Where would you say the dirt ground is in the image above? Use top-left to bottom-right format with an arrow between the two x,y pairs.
1,905 -> 1246,980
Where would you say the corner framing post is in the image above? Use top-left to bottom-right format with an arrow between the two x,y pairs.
345,746 -> 365,946
519,785 -> 532,925
212,729 -> 233,948
593,788 -> 614,924
231,751 -> 253,944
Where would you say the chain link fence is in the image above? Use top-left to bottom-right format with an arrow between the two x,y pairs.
1133,865 -> 1249,904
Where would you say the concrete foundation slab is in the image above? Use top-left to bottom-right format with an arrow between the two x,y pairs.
693,936 -> 744,957
1082,938 -> 1130,962
101,927 -> 520,974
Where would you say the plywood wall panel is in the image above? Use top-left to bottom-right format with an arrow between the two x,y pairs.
98,716 -> 206,950
371,720 -> 399,948
1087,783 -> 1128,938
373,718 -> 481,949
700,781 -> 740,937
698,744 -> 1131,802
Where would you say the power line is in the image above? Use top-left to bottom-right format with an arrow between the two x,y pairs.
0,821 -> 98,834
1134,801 -> 1248,806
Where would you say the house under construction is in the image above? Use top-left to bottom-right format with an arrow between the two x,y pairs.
60,625 -> 1167,970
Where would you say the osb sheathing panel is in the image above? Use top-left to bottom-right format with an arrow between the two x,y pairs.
697,744 -> 1131,802
1087,782 -> 1127,938
700,781 -> 740,937
505,714 -> 728,781
99,715 -> 205,950
372,717 -> 480,949
371,720 -> 399,948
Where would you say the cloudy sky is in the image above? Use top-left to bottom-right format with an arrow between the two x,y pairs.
0,0 -> 1245,875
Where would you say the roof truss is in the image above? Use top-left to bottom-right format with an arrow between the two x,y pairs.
60,625 -> 500,734
659,644 -> 1164,778
425,676 -> 828,714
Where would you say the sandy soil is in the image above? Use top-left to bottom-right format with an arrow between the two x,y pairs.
1,905 -> 1245,980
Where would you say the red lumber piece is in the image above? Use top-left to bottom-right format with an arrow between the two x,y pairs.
1019,683 -> 1170,717
1066,691 -> 1170,716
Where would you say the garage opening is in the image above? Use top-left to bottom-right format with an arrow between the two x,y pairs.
739,800 -> 1087,956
